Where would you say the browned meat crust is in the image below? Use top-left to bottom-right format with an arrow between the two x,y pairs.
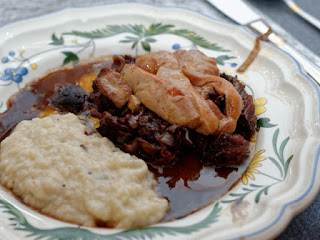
94,68 -> 132,109
193,132 -> 249,166
95,100 -> 193,165
220,73 -> 256,140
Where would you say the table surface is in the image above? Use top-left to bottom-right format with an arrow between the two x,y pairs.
1,0 -> 320,239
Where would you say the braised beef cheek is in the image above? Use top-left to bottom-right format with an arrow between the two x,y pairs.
89,72 -> 256,167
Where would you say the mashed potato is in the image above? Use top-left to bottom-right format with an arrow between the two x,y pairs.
0,113 -> 168,228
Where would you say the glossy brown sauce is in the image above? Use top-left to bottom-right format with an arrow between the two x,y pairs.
0,63 -> 95,142
151,154 -> 239,221
0,61 -> 241,224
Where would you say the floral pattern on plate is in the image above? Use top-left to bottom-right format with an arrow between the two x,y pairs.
0,3 -> 319,240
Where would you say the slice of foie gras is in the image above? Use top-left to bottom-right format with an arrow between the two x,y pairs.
136,51 -> 219,135
135,50 -> 181,73
175,50 -> 243,134
156,67 -> 219,135
174,50 -> 220,77
121,64 -> 201,129
94,68 -> 132,109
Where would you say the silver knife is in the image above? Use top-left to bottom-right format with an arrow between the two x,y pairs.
207,0 -> 320,84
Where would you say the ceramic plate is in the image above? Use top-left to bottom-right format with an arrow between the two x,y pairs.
0,3 -> 319,240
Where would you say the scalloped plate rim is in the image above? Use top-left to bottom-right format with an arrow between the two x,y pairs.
0,3 -> 319,240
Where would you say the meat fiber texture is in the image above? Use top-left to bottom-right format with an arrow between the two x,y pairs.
0,113 -> 168,228
91,73 -> 255,166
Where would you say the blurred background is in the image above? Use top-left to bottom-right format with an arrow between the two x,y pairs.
1,0 -> 320,239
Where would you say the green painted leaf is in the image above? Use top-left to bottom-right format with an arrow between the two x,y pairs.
124,36 -> 141,40
141,41 -> 151,51
255,190 -> 263,203
229,193 -> 245,197
62,51 -> 79,65
256,118 -> 277,129
144,37 -> 157,43
50,33 -> 64,45
268,157 -> 284,177
221,199 -> 235,204
0,199 -> 221,240
280,137 -> 290,163
249,184 -> 263,188
64,24 -> 170,39
119,39 -> 136,43
0,102 -> 3,109
272,129 -> 281,163
131,24 -> 145,36
169,29 -> 228,51
146,23 -> 175,36
216,55 -> 236,65
255,186 -> 271,203
131,41 -> 138,49
0,201 -> 26,225
284,155 -> 293,178
235,197 -> 244,206
255,188 -> 267,203
63,24 -> 139,38
242,187 -> 253,192
120,36 -> 140,43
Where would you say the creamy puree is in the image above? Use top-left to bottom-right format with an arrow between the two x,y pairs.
0,113 -> 168,228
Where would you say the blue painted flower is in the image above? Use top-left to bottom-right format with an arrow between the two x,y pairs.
8,51 -> 15,57
1,67 -> 28,83
1,57 -> 9,63
231,63 -> 238,68
172,43 -> 181,50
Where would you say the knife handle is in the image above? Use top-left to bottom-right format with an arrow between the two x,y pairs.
247,20 -> 320,84
249,20 -> 286,46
